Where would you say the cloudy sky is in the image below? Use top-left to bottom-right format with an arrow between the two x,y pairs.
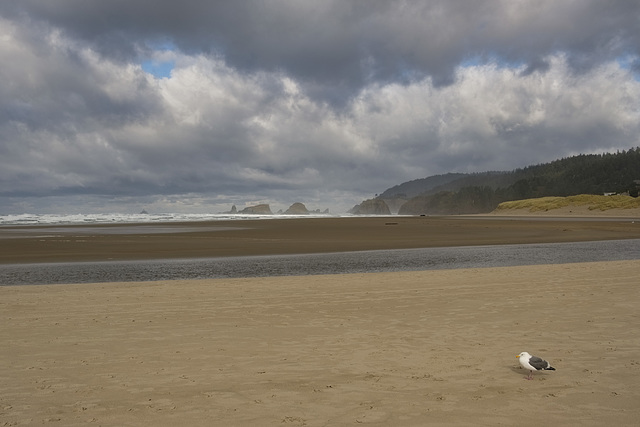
1,1 -> 639,214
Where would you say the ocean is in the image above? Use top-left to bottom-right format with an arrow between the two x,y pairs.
0,212 -> 340,226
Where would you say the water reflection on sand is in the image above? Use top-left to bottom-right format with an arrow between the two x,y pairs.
1,239 -> 638,286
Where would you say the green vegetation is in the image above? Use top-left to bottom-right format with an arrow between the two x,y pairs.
393,148 -> 640,215
496,194 -> 640,212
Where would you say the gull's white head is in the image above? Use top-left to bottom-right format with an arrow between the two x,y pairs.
516,351 -> 531,359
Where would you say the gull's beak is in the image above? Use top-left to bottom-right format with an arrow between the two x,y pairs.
516,355 -> 520,358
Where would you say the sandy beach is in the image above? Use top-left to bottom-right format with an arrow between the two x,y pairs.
1,216 -> 640,425
1,260 -> 639,426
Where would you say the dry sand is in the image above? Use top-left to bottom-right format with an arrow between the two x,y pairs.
2,260 -> 640,426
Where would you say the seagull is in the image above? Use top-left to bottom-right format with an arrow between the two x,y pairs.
516,351 -> 556,380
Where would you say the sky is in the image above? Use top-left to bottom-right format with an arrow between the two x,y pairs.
1,1 -> 639,214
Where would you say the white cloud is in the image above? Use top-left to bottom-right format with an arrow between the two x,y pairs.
348,55 -> 640,175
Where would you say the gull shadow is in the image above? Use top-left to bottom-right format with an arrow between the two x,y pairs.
509,365 -> 554,379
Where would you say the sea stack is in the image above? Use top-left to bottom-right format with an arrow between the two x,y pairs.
238,204 -> 273,214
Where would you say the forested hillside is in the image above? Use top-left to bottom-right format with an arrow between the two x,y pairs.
375,148 -> 640,215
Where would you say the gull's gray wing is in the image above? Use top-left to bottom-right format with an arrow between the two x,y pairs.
528,355 -> 550,370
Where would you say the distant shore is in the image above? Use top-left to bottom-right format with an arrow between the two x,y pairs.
2,215 -> 640,264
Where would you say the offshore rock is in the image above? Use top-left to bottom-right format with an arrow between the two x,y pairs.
284,202 -> 310,214
221,205 -> 238,214
238,204 -> 273,214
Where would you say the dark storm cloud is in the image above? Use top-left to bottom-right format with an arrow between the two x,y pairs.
0,19 -> 161,133
3,1 -> 639,99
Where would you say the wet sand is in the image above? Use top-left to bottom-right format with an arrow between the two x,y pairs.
1,260 -> 640,426
2,215 -> 640,264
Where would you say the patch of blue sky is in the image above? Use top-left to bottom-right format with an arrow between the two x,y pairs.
459,54 -> 485,68
142,59 -> 175,78
140,38 -> 177,78
617,54 -> 640,81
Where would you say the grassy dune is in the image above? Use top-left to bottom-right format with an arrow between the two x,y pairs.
495,194 -> 640,213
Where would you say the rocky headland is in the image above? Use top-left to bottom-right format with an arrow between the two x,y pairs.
349,198 -> 391,215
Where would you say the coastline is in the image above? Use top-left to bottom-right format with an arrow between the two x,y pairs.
2,260 -> 639,425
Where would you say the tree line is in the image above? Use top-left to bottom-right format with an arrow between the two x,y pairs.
395,148 -> 640,215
